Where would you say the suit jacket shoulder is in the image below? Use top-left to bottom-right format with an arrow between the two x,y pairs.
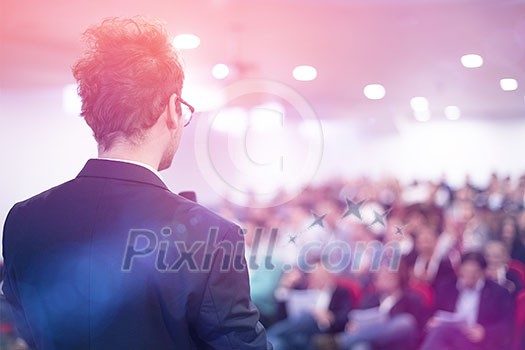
2,159 -> 270,349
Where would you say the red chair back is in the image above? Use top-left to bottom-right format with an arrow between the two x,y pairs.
409,281 -> 435,308
514,290 -> 525,350
336,277 -> 363,307
509,259 -> 525,286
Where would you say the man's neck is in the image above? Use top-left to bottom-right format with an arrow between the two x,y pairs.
99,147 -> 160,171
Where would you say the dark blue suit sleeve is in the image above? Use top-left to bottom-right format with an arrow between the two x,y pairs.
481,284 -> 514,349
2,205 -> 36,348
329,287 -> 353,333
193,227 -> 271,349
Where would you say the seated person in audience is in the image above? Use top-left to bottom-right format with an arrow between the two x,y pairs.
459,201 -> 490,253
405,225 -> 456,290
383,215 -> 414,257
242,220 -> 284,328
272,265 -> 308,323
421,252 -> 514,350
517,210 -> 525,242
501,215 -> 525,264
317,263 -> 429,350
267,261 -> 353,350
484,240 -> 523,297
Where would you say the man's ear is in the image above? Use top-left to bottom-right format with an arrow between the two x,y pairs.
166,93 -> 182,130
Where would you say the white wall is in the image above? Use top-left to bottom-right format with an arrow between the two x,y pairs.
317,116 -> 525,187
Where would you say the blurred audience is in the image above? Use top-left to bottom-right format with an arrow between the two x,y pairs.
500,215 -> 525,265
484,240 -> 523,297
421,252 -> 514,350
3,173 -> 525,349
405,224 -> 455,290
324,264 -> 429,350
267,261 -> 353,350
216,172 -> 525,349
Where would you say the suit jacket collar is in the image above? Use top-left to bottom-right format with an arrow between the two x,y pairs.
77,158 -> 169,191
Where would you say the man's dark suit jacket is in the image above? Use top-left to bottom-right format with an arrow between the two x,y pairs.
360,290 -> 431,334
275,285 -> 353,333
2,159 -> 270,349
326,285 -> 353,333
404,252 -> 456,291
433,278 -> 514,350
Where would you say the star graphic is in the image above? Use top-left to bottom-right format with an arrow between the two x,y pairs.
394,225 -> 407,235
287,234 -> 298,244
369,209 -> 391,227
341,198 -> 366,221
309,211 -> 327,229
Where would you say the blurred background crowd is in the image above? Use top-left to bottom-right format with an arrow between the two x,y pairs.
2,0 -> 525,349
2,170 -> 525,349
213,172 -> 525,350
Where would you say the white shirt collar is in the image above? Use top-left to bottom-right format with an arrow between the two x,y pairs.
379,292 -> 401,315
94,157 -> 166,185
455,279 -> 484,326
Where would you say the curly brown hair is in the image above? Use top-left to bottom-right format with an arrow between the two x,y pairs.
72,17 -> 184,150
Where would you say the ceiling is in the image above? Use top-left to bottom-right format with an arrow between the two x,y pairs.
1,0 -> 524,122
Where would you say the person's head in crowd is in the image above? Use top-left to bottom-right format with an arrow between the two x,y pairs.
373,262 -> 409,297
458,252 -> 487,289
442,213 -> 462,239
483,209 -> 501,239
501,176 -> 512,195
484,240 -> 509,281
517,211 -> 525,238
266,214 -> 284,234
404,205 -> 428,236
455,179 -> 473,201
245,207 -> 270,225
72,17 -> 187,171
308,260 -> 337,290
403,204 -> 443,236
500,215 -> 519,248
427,206 -> 444,234
314,198 -> 343,231
384,212 -> 412,247
278,266 -> 306,290
488,172 -> 500,191
484,240 -> 510,266
352,223 -> 376,243
458,200 -> 476,223
414,225 -> 438,258
285,202 -> 310,229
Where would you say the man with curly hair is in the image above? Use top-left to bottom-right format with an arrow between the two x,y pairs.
2,17 -> 271,349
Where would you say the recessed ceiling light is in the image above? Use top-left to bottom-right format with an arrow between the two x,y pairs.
410,96 -> 429,112
500,78 -> 518,91
445,105 -> 461,120
172,34 -> 201,50
461,54 -> 483,68
212,63 -> 230,80
292,65 -> 317,81
363,84 -> 386,100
